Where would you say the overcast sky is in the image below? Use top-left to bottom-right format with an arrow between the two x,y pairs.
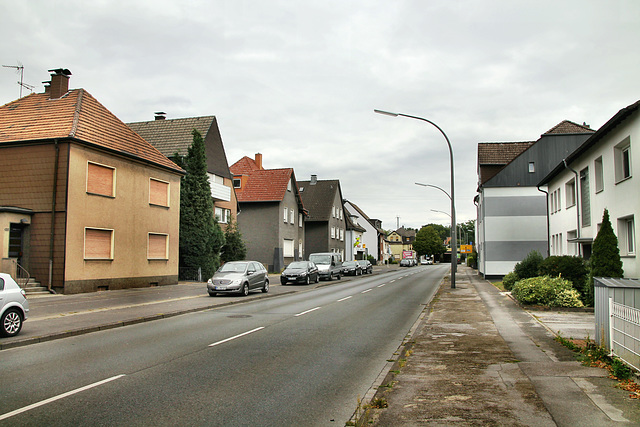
2,0 -> 639,233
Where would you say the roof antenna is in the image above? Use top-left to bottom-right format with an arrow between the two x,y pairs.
2,62 -> 35,98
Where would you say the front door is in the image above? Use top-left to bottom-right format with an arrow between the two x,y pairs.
8,225 -> 24,265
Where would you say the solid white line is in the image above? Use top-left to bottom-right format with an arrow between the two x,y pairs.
337,296 -> 353,302
295,307 -> 321,317
209,327 -> 265,347
0,374 -> 126,421
361,289 -> 372,294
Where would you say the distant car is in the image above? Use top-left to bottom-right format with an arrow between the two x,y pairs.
0,273 -> 29,337
399,259 -> 412,267
357,260 -> 373,274
342,261 -> 362,276
207,261 -> 269,296
281,261 -> 319,285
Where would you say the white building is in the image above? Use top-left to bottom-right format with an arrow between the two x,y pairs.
540,100 -> 639,278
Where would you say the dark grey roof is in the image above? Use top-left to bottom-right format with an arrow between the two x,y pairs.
297,179 -> 342,222
127,115 -> 232,178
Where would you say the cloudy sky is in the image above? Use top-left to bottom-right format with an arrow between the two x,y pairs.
2,0 -> 639,233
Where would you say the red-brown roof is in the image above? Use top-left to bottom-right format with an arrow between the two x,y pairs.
543,120 -> 593,135
0,90 -> 183,173
230,156 -> 296,203
231,156 -> 261,174
477,141 -> 535,165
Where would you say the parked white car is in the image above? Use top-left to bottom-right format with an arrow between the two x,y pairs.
0,273 -> 29,337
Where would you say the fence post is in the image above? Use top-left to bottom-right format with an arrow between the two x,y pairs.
198,267 -> 202,282
609,297 -> 614,356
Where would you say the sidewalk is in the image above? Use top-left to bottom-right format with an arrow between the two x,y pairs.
360,265 -> 640,426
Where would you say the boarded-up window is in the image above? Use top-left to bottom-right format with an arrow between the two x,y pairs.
148,233 -> 168,259
85,228 -> 113,260
283,239 -> 294,257
87,162 -> 115,197
149,179 -> 170,207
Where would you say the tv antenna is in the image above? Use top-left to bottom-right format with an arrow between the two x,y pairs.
3,62 -> 35,98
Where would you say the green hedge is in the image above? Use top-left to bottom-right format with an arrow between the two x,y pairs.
511,276 -> 584,308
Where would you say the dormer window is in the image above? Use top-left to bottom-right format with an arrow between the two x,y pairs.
233,178 -> 241,188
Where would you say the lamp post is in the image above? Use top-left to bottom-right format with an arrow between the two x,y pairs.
376,109 -> 457,288
431,209 -> 459,270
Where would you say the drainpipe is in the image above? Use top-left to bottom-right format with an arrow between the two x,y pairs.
537,185 -> 550,257
563,159 -> 581,257
48,139 -> 59,293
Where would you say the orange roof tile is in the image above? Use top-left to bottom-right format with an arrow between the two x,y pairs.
230,166 -> 294,202
0,90 -> 183,173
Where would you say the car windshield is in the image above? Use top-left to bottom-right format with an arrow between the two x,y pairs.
343,261 -> 357,267
309,255 -> 331,265
357,260 -> 367,265
218,263 -> 247,273
286,262 -> 307,269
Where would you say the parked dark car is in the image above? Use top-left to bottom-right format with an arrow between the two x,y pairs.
357,260 -> 373,274
342,261 -> 362,276
207,261 -> 269,296
399,259 -> 412,267
281,261 -> 319,285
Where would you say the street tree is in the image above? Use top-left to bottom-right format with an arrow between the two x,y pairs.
221,216 -> 247,263
179,129 -> 225,279
414,225 -> 446,260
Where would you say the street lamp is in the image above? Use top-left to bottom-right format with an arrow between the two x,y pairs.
415,182 -> 451,201
376,109 -> 457,288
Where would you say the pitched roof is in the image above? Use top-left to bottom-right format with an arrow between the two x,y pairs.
230,156 -> 260,174
229,156 -> 302,206
0,90 -> 182,173
477,142 -> 535,165
542,120 -> 594,135
344,200 -> 384,233
297,179 -> 342,221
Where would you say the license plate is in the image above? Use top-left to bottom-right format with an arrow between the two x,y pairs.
215,286 -> 227,291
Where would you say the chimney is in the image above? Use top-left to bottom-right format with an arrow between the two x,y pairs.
154,112 -> 166,120
310,174 -> 317,185
47,68 -> 72,99
255,153 -> 263,170
42,80 -> 51,95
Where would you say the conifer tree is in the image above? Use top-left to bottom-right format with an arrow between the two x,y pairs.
179,129 -> 225,279
587,208 -> 624,305
221,216 -> 247,263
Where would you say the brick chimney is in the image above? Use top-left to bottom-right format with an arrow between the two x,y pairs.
47,68 -> 72,99
310,174 -> 317,185
255,153 -> 263,170
154,112 -> 166,120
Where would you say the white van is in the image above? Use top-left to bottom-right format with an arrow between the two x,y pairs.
308,252 -> 342,281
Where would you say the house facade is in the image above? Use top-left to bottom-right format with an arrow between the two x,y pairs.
127,114 -> 238,230
387,227 -> 415,260
297,175 -> 346,260
230,154 -> 306,272
540,101 -> 639,278
0,69 -> 183,294
476,121 -> 594,278
344,200 -> 385,263
344,208 -> 366,261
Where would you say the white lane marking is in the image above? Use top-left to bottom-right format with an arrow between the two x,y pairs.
337,296 -> 353,302
0,374 -> 126,421
361,289 -> 372,294
209,327 -> 265,347
295,307 -> 321,317
390,280 -> 396,283
377,284 -> 386,288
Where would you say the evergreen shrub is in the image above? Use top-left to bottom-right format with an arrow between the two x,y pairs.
502,271 -> 519,291
511,276 -> 583,307
513,250 -> 544,280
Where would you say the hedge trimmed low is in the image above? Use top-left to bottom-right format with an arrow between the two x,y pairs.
511,276 -> 584,308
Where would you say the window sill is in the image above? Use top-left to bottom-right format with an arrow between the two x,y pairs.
615,175 -> 632,185
621,254 -> 636,259
84,258 -> 113,261
87,192 -> 115,199
148,258 -> 169,261
150,203 -> 170,209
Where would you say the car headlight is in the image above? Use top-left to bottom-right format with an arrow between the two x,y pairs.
231,279 -> 243,286
207,279 -> 213,285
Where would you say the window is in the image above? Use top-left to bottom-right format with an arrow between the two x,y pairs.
567,230 -> 578,256
148,233 -> 168,260
618,216 -> 635,256
287,180 -> 292,192
87,162 -> 115,197
298,213 -> 303,228
289,209 -> 295,224
233,178 -> 241,188
299,239 -> 303,256
614,138 -> 632,182
565,179 -> 576,207
84,228 -> 113,260
594,157 -> 604,193
149,178 -> 169,207
283,239 -> 294,257
331,227 -> 335,239
528,162 -> 535,173
580,167 -> 590,227
340,229 -> 344,241
215,207 -> 231,224
283,207 -> 288,223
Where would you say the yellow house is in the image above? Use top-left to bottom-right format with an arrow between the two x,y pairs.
0,69 -> 184,294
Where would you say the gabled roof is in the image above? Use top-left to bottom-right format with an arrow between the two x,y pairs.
539,100 -> 640,186
0,90 -> 182,173
478,142 -> 535,165
231,155 -> 260,174
127,115 -> 231,178
344,210 -> 366,232
344,200 -> 384,233
297,179 -> 343,222
542,120 -> 593,135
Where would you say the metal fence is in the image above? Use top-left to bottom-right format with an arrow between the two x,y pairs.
179,267 -> 202,282
610,299 -> 640,371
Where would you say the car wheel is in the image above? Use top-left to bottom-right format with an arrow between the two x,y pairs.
208,291 -> 217,297
262,280 -> 269,293
1,309 -> 23,337
315,274 -> 319,283
327,274 -> 332,281
281,280 -> 287,286
336,273 -> 341,280
305,275 -> 310,285
240,283 -> 249,296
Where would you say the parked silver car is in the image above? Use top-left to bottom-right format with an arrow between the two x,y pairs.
0,273 -> 29,337
207,261 -> 269,297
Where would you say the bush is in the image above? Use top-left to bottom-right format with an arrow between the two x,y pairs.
511,276 -> 583,308
539,256 -> 589,301
466,252 -> 477,269
513,250 -> 544,280
502,272 -> 519,291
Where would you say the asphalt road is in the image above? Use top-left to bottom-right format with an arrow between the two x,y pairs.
0,265 -> 446,426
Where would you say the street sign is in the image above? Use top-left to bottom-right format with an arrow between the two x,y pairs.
460,244 -> 473,253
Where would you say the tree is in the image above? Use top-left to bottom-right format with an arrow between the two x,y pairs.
179,129 -> 225,280
221,216 -> 247,263
413,226 -> 445,259
422,223 -> 448,243
588,208 -> 624,305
